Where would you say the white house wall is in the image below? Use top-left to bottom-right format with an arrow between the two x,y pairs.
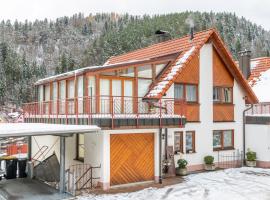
167,43 -> 246,170
246,124 -> 270,167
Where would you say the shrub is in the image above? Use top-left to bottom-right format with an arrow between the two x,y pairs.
204,155 -> 214,165
177,159 -> 188,169
246,149 -> 256,161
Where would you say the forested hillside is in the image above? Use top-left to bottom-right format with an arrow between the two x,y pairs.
0,11 -> 270,105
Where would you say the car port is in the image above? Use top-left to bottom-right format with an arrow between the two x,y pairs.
0,123 -> 100,200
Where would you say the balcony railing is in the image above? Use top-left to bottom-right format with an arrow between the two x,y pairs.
246,103 -> 270,116
23,96 -> 186,128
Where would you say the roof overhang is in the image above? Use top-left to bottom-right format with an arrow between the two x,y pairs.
0,123 -> 100,137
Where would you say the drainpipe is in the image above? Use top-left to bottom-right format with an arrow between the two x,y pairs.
159,128 -> 162,184
243,103 -> 253,165
164,128 -> 168,161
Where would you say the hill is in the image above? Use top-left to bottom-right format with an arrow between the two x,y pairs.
0,11 -> 269,105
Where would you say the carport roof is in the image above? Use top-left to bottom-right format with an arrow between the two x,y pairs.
0,123 -> 100,137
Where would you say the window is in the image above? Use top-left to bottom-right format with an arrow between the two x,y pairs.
224,88 -> 232,103
155,63 -> 167,77
174,132 -> 183,154
174,84 -> 184,99
186,85 -> 197,102
76,134 -> 85,161
213,130 -> 234,150
138,65 -> 152,78
186,131 -> 195,153
118,68 -> 134,77
213,87 -> 221,102
213,87 -> 232,103
174,83 -> 198,102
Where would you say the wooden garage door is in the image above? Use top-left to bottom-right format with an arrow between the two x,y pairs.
110,133 -> 154,185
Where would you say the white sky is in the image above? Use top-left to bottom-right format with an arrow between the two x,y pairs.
1,0 -> 270,30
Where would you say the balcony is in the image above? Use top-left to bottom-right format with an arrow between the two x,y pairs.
245,103 -> 270,125
23,96 -> 187,129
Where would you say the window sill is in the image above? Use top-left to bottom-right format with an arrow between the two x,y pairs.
174,151 -> 184,155
74,158 -> 84,163
185,151 -> 196,154
186,102 -> 200,105
213,147 -> 234,151
213,121 -> 235,123
213,102 -> 234,106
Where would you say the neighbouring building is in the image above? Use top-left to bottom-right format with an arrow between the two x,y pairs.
23,28 -> 258,191
244,57 -> 270,167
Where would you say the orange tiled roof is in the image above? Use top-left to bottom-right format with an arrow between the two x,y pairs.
248,57 -> 270,86
106,29 -> 215,65
139,29 -> 258,103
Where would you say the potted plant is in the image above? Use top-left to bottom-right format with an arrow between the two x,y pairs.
176,159 -> 188,176
204,155 -> 216,171
246,149 -> 256,167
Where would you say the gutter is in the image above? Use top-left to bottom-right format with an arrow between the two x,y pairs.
243,103 -> 253,165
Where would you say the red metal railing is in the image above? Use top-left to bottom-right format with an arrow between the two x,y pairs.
22,96 -> 186,127
246,103 -> 270,116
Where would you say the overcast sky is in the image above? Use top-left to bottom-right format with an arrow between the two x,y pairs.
1,0 -> 270,30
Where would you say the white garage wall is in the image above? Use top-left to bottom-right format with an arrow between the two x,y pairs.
31,135 -> 83,169
246,124 -> 270,162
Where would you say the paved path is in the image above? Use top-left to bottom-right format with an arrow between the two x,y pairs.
0,178 -> 70,200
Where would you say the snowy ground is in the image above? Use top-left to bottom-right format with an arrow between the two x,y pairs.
75,167 -> 270,200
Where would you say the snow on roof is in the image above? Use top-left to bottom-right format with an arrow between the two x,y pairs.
250,69 -> 270,102
0,123 -> 100,137
35,59 -> 150,85
147,46 -> 196,97
35,66 -> 101,85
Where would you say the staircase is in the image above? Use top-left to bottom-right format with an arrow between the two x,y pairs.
65,164 -> 101,196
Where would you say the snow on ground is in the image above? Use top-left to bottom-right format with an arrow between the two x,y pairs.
250,69 -> 270,102
75,167 -> 270,200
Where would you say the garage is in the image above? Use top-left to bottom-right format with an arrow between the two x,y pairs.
110,133 -> 154,185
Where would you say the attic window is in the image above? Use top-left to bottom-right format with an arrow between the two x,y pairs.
138,65 -> 152,78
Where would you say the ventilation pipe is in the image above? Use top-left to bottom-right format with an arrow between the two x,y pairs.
238,50 -> 251,79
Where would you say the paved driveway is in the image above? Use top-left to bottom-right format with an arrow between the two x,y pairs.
0,178 -> 70,200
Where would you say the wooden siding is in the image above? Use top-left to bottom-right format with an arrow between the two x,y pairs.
213,104 -> 234,122
174,54 -> 200,122
174,102 -> 199,122
213,47 -> 234,122
213,47 -> 234,87
110,133 -> 154,185
175,54 -> 199,84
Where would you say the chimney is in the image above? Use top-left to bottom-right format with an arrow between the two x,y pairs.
155,30 -> 171,42
238,50 -> 251,79
190,26 -> 194,41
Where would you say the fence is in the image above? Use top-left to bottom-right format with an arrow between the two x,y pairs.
217,149 -> 243,169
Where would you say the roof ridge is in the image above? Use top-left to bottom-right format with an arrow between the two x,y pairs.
107,28 -> 215,64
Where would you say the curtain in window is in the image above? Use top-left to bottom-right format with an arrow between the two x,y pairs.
224,88 -> 232,103
186,132 -> 194,152
186,85 -> 196,102
224,130 -> 233,147
213,131 -> 222,148
174,84 -> 184,99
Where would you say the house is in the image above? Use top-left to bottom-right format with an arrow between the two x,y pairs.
23,28 -> 258,191
243,56 -> 270,167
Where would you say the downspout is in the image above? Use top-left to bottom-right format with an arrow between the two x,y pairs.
159,128 -> 162,184
243,103 -> 253,165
